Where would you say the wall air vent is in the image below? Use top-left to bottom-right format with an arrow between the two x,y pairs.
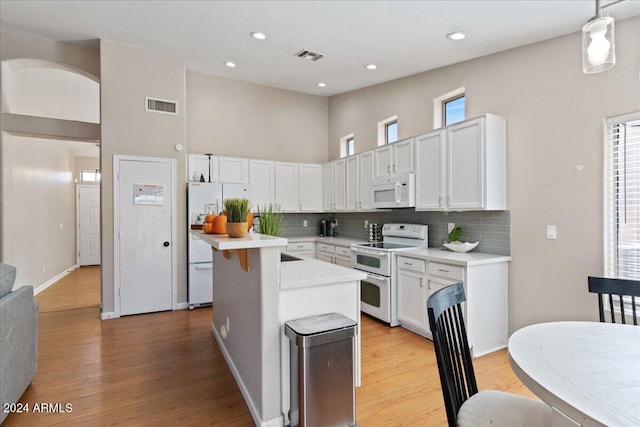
145,97 -> 178,115
294,49 -> 325,62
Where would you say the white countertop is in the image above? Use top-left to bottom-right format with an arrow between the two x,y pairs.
287,236 -> 367,247
400,247 -> 511,266
193,230 -> 287,250
280,255 -> 366,290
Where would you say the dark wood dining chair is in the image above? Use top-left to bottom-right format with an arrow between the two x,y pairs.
587,276 -> 640,325
427,283 -> 551,427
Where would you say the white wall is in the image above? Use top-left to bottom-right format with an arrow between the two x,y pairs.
1,134 -> 77,289
187,70 -> 329,163
329,17 -> 640,332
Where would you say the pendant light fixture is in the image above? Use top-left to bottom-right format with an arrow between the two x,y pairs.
582,0 -> 616,74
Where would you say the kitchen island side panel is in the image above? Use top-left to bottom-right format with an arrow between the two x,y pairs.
211,247 -> 282,426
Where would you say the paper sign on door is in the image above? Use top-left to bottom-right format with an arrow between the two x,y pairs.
133,184 -> 164,205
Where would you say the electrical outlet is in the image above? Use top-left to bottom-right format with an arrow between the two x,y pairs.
365,220 -> 369,228
303,220 -> 307,227
448,223 -> 455,233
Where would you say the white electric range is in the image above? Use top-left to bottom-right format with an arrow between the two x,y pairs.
351,223 -> 428,326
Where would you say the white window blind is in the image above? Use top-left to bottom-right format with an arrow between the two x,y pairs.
605,112 -> 640,279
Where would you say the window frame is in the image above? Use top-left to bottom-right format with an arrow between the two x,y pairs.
80,169 -> 101,182
433,86 -> 465,129
340,133 -> 355,158
443,94 -> 466,126
377,115 -> 398,146
604,111 -> 640,279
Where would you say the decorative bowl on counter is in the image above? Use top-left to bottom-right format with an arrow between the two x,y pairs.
443,241 -> 479,253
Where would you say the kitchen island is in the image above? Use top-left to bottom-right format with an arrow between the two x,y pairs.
194,231 -> 365,427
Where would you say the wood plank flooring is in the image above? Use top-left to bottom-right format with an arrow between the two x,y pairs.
4,267 -> 537,426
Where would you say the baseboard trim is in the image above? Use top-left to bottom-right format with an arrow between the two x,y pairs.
101,311 -> 118,320
211,322 -> 283,427
34,264 -> 79,295
175,302 -> 189,310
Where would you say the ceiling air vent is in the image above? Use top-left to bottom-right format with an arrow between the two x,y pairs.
294,49 -> 324,62
146,97 -> 178,115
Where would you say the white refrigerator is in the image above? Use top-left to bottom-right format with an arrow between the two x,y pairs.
187,182 -> 252,308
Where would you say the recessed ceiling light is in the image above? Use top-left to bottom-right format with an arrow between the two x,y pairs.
365,64 -> 378,70
446,32 -> 466,41
224,61 -> 236,68
317,82 -> 327,87
250,32 -> 267,40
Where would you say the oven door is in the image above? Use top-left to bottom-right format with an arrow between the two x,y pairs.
351,247 -> 391,276
359,272 -> 391,324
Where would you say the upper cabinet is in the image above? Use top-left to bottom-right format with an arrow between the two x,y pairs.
415,114 -> 506,211
374,138 -> 414,177
343,150 -> 375,212
249,159 -> 275,211
188,154 -> 219,183
323,162 -> 335,212
298,164 -> 323,212
345,155 -> 359,211
274,162 -> 323,213
219,156 -> 249,184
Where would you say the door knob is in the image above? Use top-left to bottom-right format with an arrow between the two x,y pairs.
163,241 -> 170,247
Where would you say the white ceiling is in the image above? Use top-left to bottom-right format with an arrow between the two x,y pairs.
1,1 -> 639,97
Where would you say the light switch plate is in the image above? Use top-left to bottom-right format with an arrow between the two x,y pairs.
547,225 -> 557,240
448,223 -> 455,233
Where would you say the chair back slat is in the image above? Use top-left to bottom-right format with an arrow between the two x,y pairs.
588,276 -> 640,326
427,282 -> 478,427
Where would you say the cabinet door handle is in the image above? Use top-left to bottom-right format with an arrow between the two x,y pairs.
299,203 -> 302,211
393,164 -> 397,173
447,196 -> 451,205
419,277 -> 423,288
438,196 -> 442,207
438,269 -> 450,273
403,262 -> 413,266
296,245 -> 305,249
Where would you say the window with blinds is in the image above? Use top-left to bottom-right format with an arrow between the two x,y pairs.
605,112 -> 640,279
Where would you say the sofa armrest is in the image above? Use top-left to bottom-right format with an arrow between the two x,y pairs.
0,285 -> 38,422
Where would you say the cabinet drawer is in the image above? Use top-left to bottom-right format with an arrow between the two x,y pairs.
429,262 -> 464,281
397,256 -> 426,273
287,241 -> 314,252
335,246 -> 352,258
317,243 -> 335,254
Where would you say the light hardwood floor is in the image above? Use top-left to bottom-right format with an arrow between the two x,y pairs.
5,267 -> 537,426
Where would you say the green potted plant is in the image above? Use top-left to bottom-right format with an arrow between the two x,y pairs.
257,204 -> 283,236
223,198 -> 250,238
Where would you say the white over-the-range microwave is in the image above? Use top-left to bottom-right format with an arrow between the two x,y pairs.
372,173 -> 415,208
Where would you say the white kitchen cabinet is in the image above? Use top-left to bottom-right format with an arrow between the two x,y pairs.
188,153 -> 219,183
415,114 -> 506,211
275,162 -> 299,212
359,150 -> 375,210
249,159 -> 275,211
286,241 -> 316,258
334,159 -> 346,211
298,164 -> 323,212
397,255 -> 428,335
317,242 -> 352,267
345,155 -> 359,211
219,156 -> 249,184
323,162 -> 335,211
374,137 -> 414,177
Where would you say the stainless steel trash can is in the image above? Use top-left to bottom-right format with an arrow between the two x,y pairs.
285,313 -> 357,427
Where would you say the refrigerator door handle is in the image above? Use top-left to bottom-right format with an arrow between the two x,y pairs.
194,264 -> 213,270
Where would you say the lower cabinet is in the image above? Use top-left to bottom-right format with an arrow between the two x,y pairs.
397,256 -> 428,335
397,254 -> 509,357
286,241 -> 315,258
317,242 -> 352,267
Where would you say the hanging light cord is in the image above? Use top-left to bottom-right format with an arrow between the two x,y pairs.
601,0 -> 627,10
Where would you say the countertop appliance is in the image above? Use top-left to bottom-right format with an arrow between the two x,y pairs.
351,223 -> 428,326
187,182 -> 252,308
372,173 -> 415,209
320,219 -> 338,237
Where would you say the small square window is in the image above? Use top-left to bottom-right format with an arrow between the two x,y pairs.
81,170 -> 101,182
347,137 -> 355,156
444,95 -> 465,126
386,121 -> 398,144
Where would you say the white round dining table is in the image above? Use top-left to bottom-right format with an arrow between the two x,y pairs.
508,321 -> 640,427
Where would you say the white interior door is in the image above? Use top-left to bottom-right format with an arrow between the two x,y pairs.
115,156 -> 175,316
78,185 -> 101,266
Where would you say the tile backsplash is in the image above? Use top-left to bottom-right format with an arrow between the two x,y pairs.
279,210 -> 511,256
